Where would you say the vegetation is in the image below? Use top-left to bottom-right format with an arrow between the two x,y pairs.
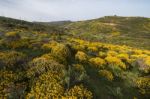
65,16 -> 150,50
0,16 -> 150,99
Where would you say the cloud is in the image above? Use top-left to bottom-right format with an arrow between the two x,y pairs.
0,0 -> 149,21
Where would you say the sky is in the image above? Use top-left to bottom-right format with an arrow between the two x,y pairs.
0,0 -> 150,22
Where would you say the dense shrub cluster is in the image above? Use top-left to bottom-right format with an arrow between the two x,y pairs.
0,51 -> 26,70
0,30 -> 150,99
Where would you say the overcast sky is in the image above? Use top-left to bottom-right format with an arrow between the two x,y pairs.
0,0 -> 149,22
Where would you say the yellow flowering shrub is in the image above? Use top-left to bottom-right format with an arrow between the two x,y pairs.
89,57 -> 106,68
4,39 -> 29,49
73,64 -> 85,73
105,56 -> 126,70
41,41 -> 58,51
135,77 -> 150,95
41,53 -> 55,60
64,85 -> 93,99
27,57 -> 64,78
51,43 -> 71,64
72,44 -> 86,51
75,51 -> 88,62
144,56 -> 150,66
87,46 -> 98,52
143,50 -> 150,55
0,70 -> 26,98
133,50 -> 143,55
69,38 -> 87,45
0,51 -> 26,70
0,72 -> 15,98
107,51 -> 118,57
131,54 -> 148,59
98,51 -> 107,58
117,53 -> 129,62
99,70 -> 114,81
62,96 -> 77,99
5,31 -> 20,41
26,71 -> 64,99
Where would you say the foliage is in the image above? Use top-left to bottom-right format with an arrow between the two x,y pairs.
87,46 -> 98,52
99,70 -> 114,81
5,31 -> 21,41
64,85 -> 93,99
135,77 -> 150,95
75,51 -> 88,62
51,43 -> 71,64
26,71 -> 64,98
89,57 -> 106,68
0,51 -> 26,70
65,16 -> 150,50
105,56 -> 126,70
27,56 -> 64,78
41,41 -> 58,51
0,70 -> 26,98
98,51 -> 107,58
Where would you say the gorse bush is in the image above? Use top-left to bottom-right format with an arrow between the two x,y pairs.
64,85 -> 93,99
26,71 -> 65,98
0,27 -> 150,98
3,39 -> 30,49
0,51 -> 26,70
27,56 -> 64,78
105,56 -> 126,70
51,43 -> 71,64
89,57 -> 106,68
5,31 -> 21,41
0,70 -> 26,98
75,51 -> 88,62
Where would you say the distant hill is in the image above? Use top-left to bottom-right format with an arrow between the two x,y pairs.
64,16 -> 150,49
0,16 -> 150,49
35,20 -> 72,26
0,16 -> 66,34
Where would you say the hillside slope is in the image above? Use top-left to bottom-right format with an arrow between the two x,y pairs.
0,16 -> 150,99
65,16 -> 150,49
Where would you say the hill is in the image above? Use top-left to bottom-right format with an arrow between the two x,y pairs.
35,20 -> 72,26
65,16 -> 150,49
0,16 -> 66,34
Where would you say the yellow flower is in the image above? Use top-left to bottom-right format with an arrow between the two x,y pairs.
117,53 -> 129,61
89,57 -> 106,68
87,46 -> 98,52
105,56 -> 126,70
133,50 -> 143,55
65,85 -> 93,99
131,54 -> 148,59
41,41 -> 58,51
107,51 -> 118,57
75,51 -> 88,62
73,45 -> 85,51
144,56 -> 150,66
98,51 -> 107,58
